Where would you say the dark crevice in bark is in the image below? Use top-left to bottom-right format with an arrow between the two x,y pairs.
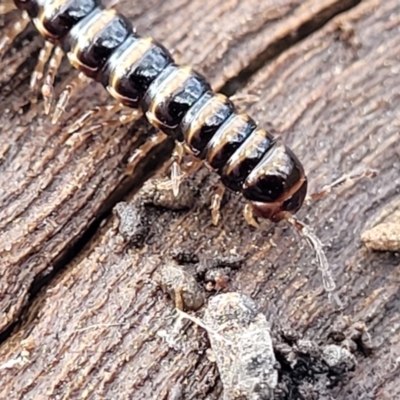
0,0 -> 363,344
220,0 -> 363,96
0,127 -> 174,345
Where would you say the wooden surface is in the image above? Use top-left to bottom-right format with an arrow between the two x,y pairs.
0,0 -> 399,399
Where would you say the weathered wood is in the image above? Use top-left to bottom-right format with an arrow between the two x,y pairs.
0,0 -> 399,398
0,0 -> 360,337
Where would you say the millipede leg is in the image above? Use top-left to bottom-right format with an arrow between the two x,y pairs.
67,103 -> 123,133
0,1 -> 16,14
52,72 -> 90,124
67,103 -> 138,135
170,142 -> 186,197
228,94 -> 261,114
125,131 -> 167,175
117,109 -> 144,125
156,142 -> 185,196
210,184 -> 225,226
243,203 -> 260,229
157,143 -> 206,197
30,42 -> 54,100
229,93 -> 260,105
0,11 -> 29,58
173,288 -> 184,311
41,47 -> 64,115
307,169 -> 377,203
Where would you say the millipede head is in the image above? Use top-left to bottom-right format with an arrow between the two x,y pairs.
248,179 -> 307,222
243,144 -> 308,222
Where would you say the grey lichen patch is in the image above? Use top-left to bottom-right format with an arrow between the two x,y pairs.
322,345 -> 356,370
203,292 -> 278,400
114,201 -> 150,247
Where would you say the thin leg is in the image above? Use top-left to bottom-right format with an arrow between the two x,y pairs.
126,131 -> 167,175
30,41 -> 54,98
52,72 -> 90,124
157,142 -> 185,196
307,169 -> 377,203
67,103 -> 126,134
157,145 -> 203,197
80,110 -> 142,137
243,203 -> 260,229
174,288 -> 184,311
0,11 -> 29,58
229,93 -> 260,105
210,184 -> 225,226
170,142 -> 186,196
41,46 -> 64,115
229,93 -> 260,114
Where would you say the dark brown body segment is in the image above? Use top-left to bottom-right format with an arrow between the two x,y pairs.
204,112 -> 257,172
13,0 -> 307,220
181,92 -> 235,156
41,0 -> 100,40
16,0 -> 101,41
102,36 -> 174,108
221,127 -> 275,192
142,65 -> 211,138
244,145 -> 307,221
62,8 -> 132,78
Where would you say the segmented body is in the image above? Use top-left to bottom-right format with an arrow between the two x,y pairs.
12,0 -> 308,222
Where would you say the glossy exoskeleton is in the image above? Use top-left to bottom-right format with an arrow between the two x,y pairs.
13,0 -> 308,222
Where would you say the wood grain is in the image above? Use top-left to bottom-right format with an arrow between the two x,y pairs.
0,0 -> 360,337
0,0 -> 399,398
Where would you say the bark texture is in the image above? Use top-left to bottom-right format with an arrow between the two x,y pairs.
0,0 -> 399,399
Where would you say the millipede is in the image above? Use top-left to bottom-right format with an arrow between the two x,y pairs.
1,0 -> 338,297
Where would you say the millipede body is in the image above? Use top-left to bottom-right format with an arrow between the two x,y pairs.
12,0 -> 308,222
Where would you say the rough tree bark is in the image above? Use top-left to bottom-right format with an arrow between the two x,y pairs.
0,0 -> 399,399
